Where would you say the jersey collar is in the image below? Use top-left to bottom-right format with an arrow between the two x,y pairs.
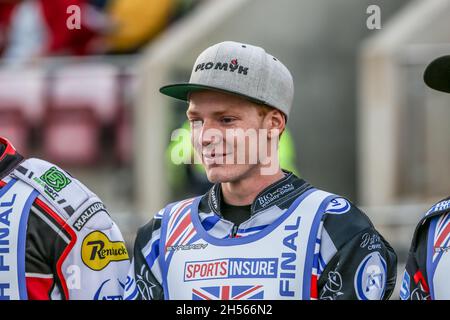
203,170 -> 311,217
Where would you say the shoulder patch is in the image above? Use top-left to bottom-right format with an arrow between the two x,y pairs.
12,158 -> 105,225
323,202 -> 374,250
81,231 -> 129,271
39,166 -> 72,192
354,251 -> 387,300
325,197 -> 351,215
72,200 -> 112,231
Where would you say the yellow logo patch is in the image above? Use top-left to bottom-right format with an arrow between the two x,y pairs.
81,231 -> 129,271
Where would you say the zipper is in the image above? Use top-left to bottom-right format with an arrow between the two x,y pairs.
231,225 -> 239,238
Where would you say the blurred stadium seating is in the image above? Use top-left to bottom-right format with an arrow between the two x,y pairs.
50,64 -> 120,125
0,0 -> 202,166
0,68 -> 45,156
0,108 -> 29,155
0,60 -> 135,166
43,106 -> 100,165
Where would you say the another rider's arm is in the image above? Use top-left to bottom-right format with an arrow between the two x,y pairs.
125,215 -> 164,300
27,195 -> 131,300
317,203 -> 398,300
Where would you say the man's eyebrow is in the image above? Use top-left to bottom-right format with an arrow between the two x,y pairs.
211,110 -> 236,117
186,109 -> 236,118
211,110 -> 225,116
186,110 -> 199,117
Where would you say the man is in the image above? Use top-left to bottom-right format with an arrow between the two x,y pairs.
125,41 -> 397,300
401,55 -> 450,300
0,136 -> 129,299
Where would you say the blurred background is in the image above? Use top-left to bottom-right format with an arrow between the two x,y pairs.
0,0 -> 450,298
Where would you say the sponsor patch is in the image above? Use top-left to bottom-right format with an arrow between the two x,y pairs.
81,231 -> 129,271
360,232 -> 382,251
40,167 -> 71,192
325,198 -> 351,214
256,183 -> 295,209
73,202 -> 107,231
32,166 -> 72,201
354,252 -> 387,300
184,258 -> 278,282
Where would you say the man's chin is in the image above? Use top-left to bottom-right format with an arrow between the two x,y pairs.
205,171 -> 226,184
205,165 -> 253,184
205,166 -> 234,184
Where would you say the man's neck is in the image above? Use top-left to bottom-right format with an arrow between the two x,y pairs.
221,168 -> 285,206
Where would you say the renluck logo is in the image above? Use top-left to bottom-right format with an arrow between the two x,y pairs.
81,231 -> 129,271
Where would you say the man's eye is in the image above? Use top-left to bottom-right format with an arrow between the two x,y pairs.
221,117 -> 235,124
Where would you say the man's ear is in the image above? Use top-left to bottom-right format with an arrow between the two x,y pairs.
266,109 -> 286,139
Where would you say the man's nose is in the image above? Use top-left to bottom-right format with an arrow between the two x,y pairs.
198,121 -> 217,147
190,121 -> 213,148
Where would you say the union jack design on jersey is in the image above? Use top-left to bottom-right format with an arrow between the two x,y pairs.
421,207 -> 450,299
432,212 -> 450,263
164,198 -> 197,255
192,285 -> 264,300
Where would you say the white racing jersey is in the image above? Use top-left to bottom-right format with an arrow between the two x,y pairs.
0,158 -> 130,300
160,189 -> 333,300
0,178 -> 38,299
126,172 -> 397,300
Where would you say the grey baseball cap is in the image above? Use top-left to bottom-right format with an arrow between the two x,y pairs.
159,41 -> 294,118
424,55 -> 450,93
